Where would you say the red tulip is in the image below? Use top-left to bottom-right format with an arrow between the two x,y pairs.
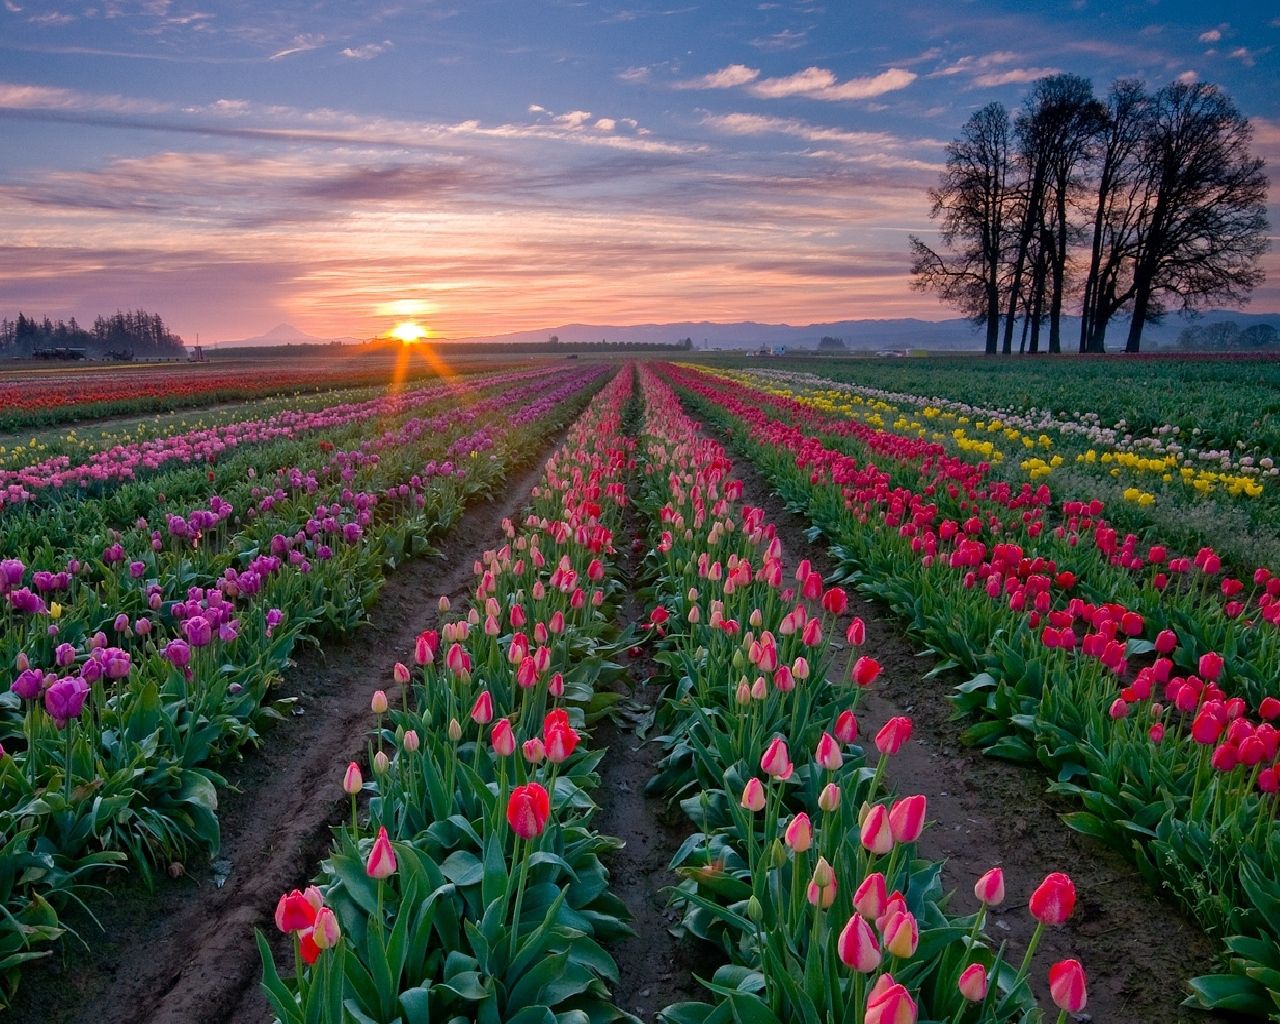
852,655 -> 882,687
1154,629 -> 1177,654
835,709 -> 859,744
366,826 -> 397,879
274,889 -> 319,933
847,617 -> 866,646
822,587 -> 848,616
1029,872 -> 1076,925
875,717 -> 913,756
492,718 -> 516,757
1049,959 -> 1087,1013
837,913 -> 881,972
1198,651 -> 1224,682
507,782 -> 551,839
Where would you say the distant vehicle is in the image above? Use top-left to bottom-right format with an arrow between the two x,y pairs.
104,349 -> 134,362
32,347 -> 87,361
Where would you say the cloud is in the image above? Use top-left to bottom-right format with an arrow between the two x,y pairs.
1228,45 -> 1267,67
552,109 -> 592,129
930,51 -> 1021,77
269,33 -> 324,60
617,65 -> 651,83
340,40 -> 393,60
751,28 -> 808,51
4,1 -> 23,11
0,80 -> 171,114
594,117 -> 616,131
972,67 -> 1061,87
676,64 -> 761,89
27,9 -> 74,24
1176,69 -> 1199,84
1199,28 -> 1221,43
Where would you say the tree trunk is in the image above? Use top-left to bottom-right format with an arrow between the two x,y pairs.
984,286 -> 1000,354
1125,273 -> 1152,352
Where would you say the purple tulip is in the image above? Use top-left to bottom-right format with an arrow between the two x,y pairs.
129,561 -> 146,579
103,648 -> 132,680
218,620 -> 239,644
8,588 -> 45,615
55,642 -> 77,668
0,558 -> 25,588
11,668 -> 43,701
135,617 -> 152,636
103,543 -> 125,565
44,676 -> 89,727
183,616 -> 213,647
163,639 -> 191,669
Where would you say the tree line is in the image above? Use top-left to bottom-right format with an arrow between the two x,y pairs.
0,309 -> 186,357
910,75 -> 1270,354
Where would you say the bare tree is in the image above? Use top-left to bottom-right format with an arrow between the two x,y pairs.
909,103 -> 1013,355
1123,81 -> 1270,352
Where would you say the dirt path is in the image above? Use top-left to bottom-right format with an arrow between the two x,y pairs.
695,411 -> 1228,1024
592,489 -> 719,1021
6,430 -> 573,1024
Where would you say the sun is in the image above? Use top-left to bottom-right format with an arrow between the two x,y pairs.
390,321 -> 428,343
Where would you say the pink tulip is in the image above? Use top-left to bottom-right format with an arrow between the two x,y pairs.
864,973 -> 916,1024
311,906 -> 341,950
817,781 -> 841,812
392,662 -> 411,685
366,826 -> 397,879
741,777 -> 766,812
507,782 -> 551,839
470,690 -> 494,725
860,804 -> 894,855
492,719 -> 516,757
837,913 -> 881,972
371,690 -> 389,714
888,795 -> 926,843
522,737 -> 545,764
760,736 -> 793,780
784,812 -> 813,853
814,731 -> 843,771
1049,959 -> 1087,1013
343,762 -> 363,796
853,871 -> 887,920
958,963 -> 988,1002
974,866 -> 1004,906
835,709 -> 858,744
882,909 -> 919,958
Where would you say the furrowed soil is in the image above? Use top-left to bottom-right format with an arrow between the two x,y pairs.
6,425 -> 576,1024
592,483 -> 720,1021
692,407 -> 1230,1024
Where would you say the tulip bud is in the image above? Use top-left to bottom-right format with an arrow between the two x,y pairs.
438,595 -> 451,613
835,709 -> 858,744
392,662 -> 411,685
740,777 -> 766,812
814,731 -> 843,771
888,794 -> 926,844
874,716 -> 912,756
342,762 -> 362,795
448,717 -> 462,742
860,804 -> 894,855
853,872 -> 887,920
370,690 -> 389,714
365,825 -> 397,879
958,963 -> 988,1002
864,972 -> 916,1024
735,678 -> 752,705
974,866 -> 1004,906
784,812 -> 813,853
746,894 -> 764,923
852,655 -> 881,687
760,736 -> 793,780
811,855 -> 835,888
492,718 -> 516,757
470,690 -> 494,725
882,909 -> 919,958
312,906 -> 341,950
817,781 -> 841,812
372,750 -> 389,775
402,729 -> 420,753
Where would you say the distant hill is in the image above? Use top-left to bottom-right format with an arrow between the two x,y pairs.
211,323 -> 362,347
454,310 -> 1279,351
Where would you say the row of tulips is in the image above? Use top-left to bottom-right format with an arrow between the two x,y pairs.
0,368 -> 606,1005
259,367 -> 641,1023
659,362 -> 1280,1018
632,365 -> 1086,1024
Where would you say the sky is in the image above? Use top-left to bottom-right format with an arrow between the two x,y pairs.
0,0 -> 1277,342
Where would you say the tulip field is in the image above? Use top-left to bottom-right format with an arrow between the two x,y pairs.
2,354 -> 1277,1023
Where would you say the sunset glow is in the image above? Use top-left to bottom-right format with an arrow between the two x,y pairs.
390,321 -> 428,344
0,2 -> 1275,342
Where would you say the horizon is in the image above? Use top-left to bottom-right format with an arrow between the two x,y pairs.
1,1 -> 1277,342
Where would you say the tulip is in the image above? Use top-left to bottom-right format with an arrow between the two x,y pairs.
366,826 -> 397,879
1029,872 -> 1076,925
311,906 -> 341,951
888,795 -> 926,843
852,655 -> 882,687
801,772 -> 835,809
372,750 -> 389,775
45,676 -> 88,727
492,718 -> 516,757
470,690 -> 494,725
403,729 -> 420,753
974,866 -> 1005,906
371,690 -> 389,714
784,812 -> 813,853
835,709 -> 858,744
392,662 -> 411,685
274,889 -> 319,933
837,913 -> 881,972
847,617 -> 866,646
958,963 -> 988,1001
1198,651 -> 1224,682
814,731 -> 843,771
882,909 -> 919,958
864,973 -> 916,1024
1049,959 -> 1087,1013
760,736 -> 793,780
860,804 -> 894,855
875,717 -> 912,756
507,782 -> 551,839
343,762 -> 363,795
740,776 -> 766,812
853,871 -> 888,920
822,587 -> 848,616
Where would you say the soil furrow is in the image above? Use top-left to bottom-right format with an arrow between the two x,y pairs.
7,426 -> 575,1024
691,404 -> 1227,1024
